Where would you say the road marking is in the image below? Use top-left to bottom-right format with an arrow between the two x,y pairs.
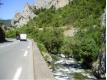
13,67 -> 22,80
27,46 -> 30,49
24,50 -> 28,56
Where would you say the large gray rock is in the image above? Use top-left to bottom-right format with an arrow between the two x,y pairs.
92,50 -> 106,79
35,0 -> 71,9
92,9 -> 106,79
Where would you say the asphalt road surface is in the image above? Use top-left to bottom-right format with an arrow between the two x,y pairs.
0,39 -> 34,80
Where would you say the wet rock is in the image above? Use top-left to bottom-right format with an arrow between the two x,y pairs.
60,54 -> 66,58
92,52 -> 106,79
92,9 -> 106,79
55,76 -> 69,80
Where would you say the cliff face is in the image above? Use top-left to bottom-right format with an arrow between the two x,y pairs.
11,3 -> 36,27
12,0 -> 71,27
92,10 -> 106,79
35,0 -> 71,9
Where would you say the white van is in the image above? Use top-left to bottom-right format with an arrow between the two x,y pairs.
20,34 -> 27,41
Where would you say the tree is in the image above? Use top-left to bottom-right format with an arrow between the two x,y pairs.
0,1 -> 6,42
0,22 -> 6,42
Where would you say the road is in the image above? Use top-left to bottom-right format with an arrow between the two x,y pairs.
0,39 -> 34,80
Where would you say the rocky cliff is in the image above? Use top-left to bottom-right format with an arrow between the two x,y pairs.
12,0 -> 71,27
11,3 -> 35,27
92,9 -> 106,79
35,0 -> 71,9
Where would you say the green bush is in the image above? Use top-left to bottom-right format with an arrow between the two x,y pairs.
60,37 -> 73,57
72,27 -> 102,68
37,42 -> 47,52
36,27 -> 64,54
6,29 -> 17,38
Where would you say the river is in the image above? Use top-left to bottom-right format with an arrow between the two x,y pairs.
52,54 -> 97,80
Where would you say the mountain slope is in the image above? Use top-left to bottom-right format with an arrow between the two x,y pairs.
0,19 -> 11,26
35,0 -> 70,9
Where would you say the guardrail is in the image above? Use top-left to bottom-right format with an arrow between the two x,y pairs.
32,41 -> 55,80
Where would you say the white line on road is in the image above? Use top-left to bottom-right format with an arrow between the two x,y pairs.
24,50 -> 28,56
13,67 -> 22,80
27,46 -> 30,49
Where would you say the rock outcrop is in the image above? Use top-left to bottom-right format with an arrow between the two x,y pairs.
35,0 -> 71,9
11,3 -> 35,27
12,0 -> 72,27
92,9 -> 106,79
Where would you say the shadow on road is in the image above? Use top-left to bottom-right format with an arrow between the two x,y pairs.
0,39 -> 13,43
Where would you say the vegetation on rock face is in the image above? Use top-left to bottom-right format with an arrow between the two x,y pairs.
6,0 -> 105,70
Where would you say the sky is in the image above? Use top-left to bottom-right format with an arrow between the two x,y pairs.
0,0 -> 36,20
